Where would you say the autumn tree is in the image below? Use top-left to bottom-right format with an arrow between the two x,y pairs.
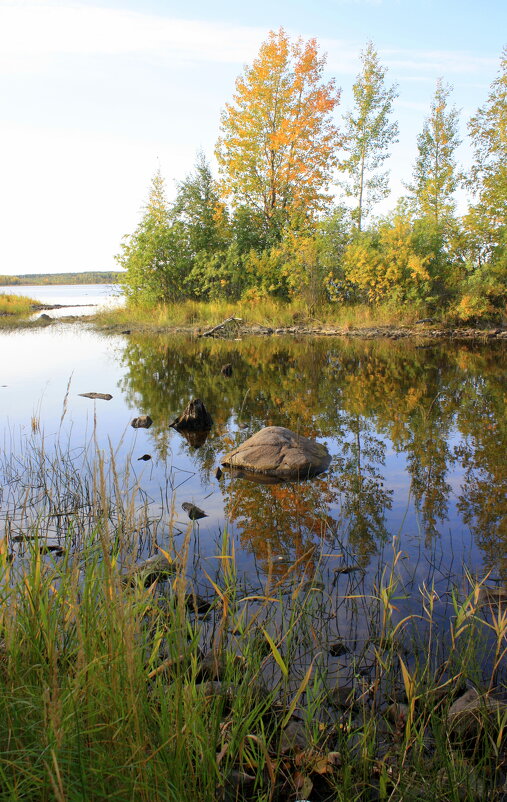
409,79 -> 461,230
342,211 -> 431,305
340,42 -> 399,231
216,28 -> 341,241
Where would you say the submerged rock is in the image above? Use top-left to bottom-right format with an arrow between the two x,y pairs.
447,687 -> 507,745
123,552 -> 178,586
182,502 -> 208,521
79,392 -> 113,400
170,399 -> 212,432
221,426 -> 331,480
131,415 -> 153,429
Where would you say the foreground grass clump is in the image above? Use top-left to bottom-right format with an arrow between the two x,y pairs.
93,298 -> 438,331
0,292 -> 37,320
1,431 -> 506,800
1,529 -> 507,801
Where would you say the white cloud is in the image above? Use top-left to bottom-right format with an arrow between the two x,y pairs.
0,1 -> 265,70
382,48 -> 497,76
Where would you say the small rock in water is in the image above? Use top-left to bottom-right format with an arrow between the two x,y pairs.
39,545 -> 65,557
137,454 -> 152,462
131,415 -> 153,429
329,641 -> 350,657
79,392 -> 113,400
170,399 -> 212,432
215,466 -> 223,480
334,565 -> 363,575
182,502 -> 208,520
39,313 -> 52,321
329,686 -> 356,709
477,585 -> 507,606
123,552 -> 178,586
447,687 -> 507,746
302,579 -> 325,592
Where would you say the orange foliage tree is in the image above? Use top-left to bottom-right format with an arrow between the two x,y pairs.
216,28 -> 341,240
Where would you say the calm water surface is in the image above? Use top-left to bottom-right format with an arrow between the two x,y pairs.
1,324 -> 505,651
0,283 -> 123,317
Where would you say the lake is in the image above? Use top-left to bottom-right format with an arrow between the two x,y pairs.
0,315 -> 505,661
0,282 -> 123,318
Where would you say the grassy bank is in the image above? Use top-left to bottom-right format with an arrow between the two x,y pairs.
0,293 -> 43,328
0,292 -> 37,319
92,299 -> 442,332
0,431 -> 506,800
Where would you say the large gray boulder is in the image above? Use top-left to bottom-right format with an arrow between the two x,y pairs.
221,426 -> 331,480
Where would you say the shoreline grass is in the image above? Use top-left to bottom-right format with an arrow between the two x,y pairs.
0,292 -> 38,316
92,298 -> 507,334
91,299 -> 444,332
0,429 -> 506,800
0,292 -> 45,329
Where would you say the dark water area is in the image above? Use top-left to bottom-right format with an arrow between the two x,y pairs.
1,325 -> 506,661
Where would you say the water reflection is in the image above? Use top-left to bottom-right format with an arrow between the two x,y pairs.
119,334 -> 507,577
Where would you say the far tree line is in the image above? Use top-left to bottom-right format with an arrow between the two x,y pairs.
118,31 -> 507,322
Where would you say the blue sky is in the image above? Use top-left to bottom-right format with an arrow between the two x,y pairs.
0,0 -> 505,275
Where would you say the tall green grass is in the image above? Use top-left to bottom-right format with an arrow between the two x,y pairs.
0,431 -> 506,800
93,298 -> 437,331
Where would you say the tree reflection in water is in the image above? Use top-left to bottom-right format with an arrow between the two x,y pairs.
119,333 -> 507,578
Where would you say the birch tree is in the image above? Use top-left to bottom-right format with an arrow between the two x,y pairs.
340,42 -> 399,231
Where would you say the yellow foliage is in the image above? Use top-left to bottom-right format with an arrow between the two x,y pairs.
216,28 -> 341,228
343,215 -> 431,303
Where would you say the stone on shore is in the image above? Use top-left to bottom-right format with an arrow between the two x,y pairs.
221,426 -> 331,480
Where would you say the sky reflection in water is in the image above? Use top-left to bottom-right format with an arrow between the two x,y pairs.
1,322 -> 506,652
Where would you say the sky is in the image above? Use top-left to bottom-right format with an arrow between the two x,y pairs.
0,0 -> 505,276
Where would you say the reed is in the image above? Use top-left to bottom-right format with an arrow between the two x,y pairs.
92,299 -> 436,332
0,429 -> 505,801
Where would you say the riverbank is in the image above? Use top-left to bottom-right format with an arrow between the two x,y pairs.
90,300 -> 507,341
93,315 -> 507,342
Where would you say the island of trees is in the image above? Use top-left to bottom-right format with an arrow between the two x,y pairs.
118,31 -> 506,323
0,272 -> 121,286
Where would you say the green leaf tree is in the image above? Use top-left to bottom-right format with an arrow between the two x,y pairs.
339,41 -> 399,231
409,79 -> 461,230
172,153 -> 237,300
173,151 -> 230,257
116,170 -> 187,304
466,46 -> 507,269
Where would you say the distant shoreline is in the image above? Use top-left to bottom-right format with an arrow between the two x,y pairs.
0,271 -> 121,286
